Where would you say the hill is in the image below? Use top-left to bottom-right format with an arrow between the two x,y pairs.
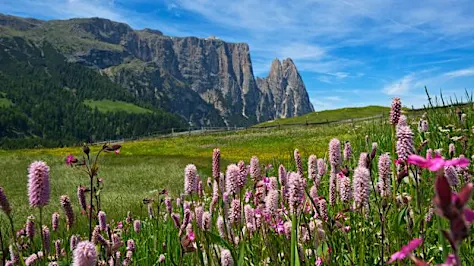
254,105 -> 390,127
0,37 -> 185,149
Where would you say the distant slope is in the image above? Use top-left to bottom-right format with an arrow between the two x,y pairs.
84,100 -> 152,114
0,36 -> 186,149
254,106 -> 390,127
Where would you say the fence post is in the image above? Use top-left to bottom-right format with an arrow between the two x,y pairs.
171,128 -> 174,136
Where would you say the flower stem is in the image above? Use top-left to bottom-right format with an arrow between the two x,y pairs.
89,174 -> 93,241
290,213 -> 296,266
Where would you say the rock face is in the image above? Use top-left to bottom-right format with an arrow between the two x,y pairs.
257,59 -> 314,119
0,14 -> 314,126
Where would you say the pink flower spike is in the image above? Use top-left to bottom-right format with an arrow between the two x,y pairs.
464,208 -> 474,223
388,238 -> 423,264
115,149 -> 120,154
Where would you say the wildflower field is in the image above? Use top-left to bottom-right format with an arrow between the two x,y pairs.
1,96 -> 474,265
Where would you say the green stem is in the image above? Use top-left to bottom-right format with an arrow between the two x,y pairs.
290,213 -> 297,266
39,207 -> 45,263
437,215 -> 449,259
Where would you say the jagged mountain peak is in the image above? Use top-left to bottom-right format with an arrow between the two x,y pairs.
0,14 -> 315,126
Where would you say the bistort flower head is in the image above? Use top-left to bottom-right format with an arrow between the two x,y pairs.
390,97 -> 402,125
72,241 -> 97,266
27,161 -> 50,208
184,164 -> 198,195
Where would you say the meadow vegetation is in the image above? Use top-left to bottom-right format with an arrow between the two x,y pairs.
1,96 -> 474,265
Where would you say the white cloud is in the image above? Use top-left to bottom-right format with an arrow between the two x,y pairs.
444,67 -> 474,78
382,74 -> 415,95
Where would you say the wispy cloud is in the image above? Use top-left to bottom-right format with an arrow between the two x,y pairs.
444,67 -> 474,78
383,74 -> 415,95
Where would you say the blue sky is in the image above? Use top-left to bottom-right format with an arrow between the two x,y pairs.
3,0 -> 474,110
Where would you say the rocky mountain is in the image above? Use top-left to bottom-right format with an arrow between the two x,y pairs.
0,14 -> 314,126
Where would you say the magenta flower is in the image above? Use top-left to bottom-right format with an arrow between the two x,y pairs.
274,220 -> 285,234
27,161 -> 50,208
407,154 -> 469,171
65,154 -> 78,166
263,177 -> 272,190
244,191 -> 253,203
187,231 -> 195,241
221,249 -> 234,266
388,238 -> 423,264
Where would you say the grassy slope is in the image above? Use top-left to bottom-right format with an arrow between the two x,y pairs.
255,105 -> 390,127
84,99 -> 152,114
0,122 -> 367,227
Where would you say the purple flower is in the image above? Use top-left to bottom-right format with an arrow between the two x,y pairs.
202,211 -> 211,231
70,235 -> 79,251
265,189 -> 279,216
275,220 -> 285,234
0,186 -> 12,215
390,97 -> 402,125
72,241 -> 97,266
250,156 -> 261,181
26,215 -> 35,239
244,191 -> 253,203
42,225 -> 51,254
308,155 -> 317,182
329,171 -> 337,206
449,143 -> 455,157
396,118 -> 414,162
353,166 -> 370,209
343,142 -> 352,162
294,149 -> 304,176
52,212 -> 59,232
60,195 -> 75,228
27,161 -> 50,208
158,254 -> 165,263
339,174 -> 352,204
358,152 -> 368,168
77,186 -> 87,213
65,154 -> 78,166
187,230 -> 195,241
329,138 -> 342,168
221,249 -> 234,266
133,220 -> 141,233
217,216 -> 226,238
212,148 -> 220,179
388,238 -> 423,264
98,211 -> 107,231
378,153 -> 391,198
126,239 -> 136,252
288,172 -> 303,214
229,199 -> 241,225
184,164 -> 198,195
226,164 -> 242,195
407,154 -> 470,171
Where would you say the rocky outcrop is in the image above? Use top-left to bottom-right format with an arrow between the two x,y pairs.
0,14 -> 315,126
257,59 -> 314,119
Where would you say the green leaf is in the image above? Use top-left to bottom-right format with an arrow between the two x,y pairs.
398,207 -> 408,226
206,231 -> 237,262
238,242 -> 245,266
294,245 -> 301,266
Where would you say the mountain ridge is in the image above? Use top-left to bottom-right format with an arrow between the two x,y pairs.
0,13 -> 314,127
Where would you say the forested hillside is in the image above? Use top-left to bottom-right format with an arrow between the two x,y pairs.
0,37 -> 185,148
